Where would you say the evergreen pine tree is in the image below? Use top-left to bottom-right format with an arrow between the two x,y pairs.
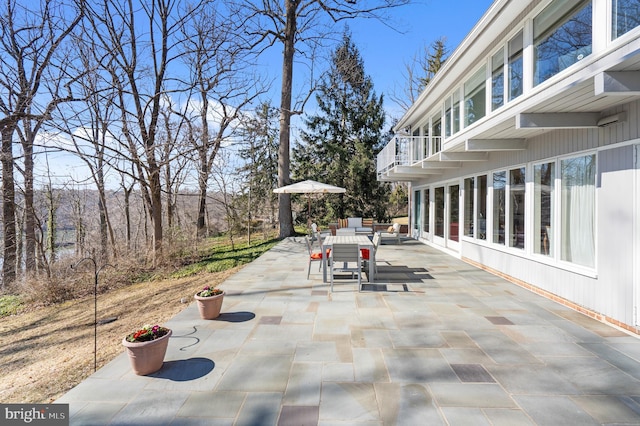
293,30 -> 390,223
238,102 -> 280,225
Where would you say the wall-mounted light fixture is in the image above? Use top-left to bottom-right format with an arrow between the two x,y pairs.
597,112 -> 627,127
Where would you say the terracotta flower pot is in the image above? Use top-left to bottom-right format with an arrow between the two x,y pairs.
122,329 -> 172,375
194,291 -> 225,319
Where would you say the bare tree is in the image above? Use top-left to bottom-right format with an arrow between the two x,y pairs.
179,5 -> 267,238
390,37 -> 449,113
235,0 -> 410,238
209,149 -> 242,249
86,0 -> 212,262
0,0 -> 83,286
53,24 -> 121,263
157,102 -> 190,233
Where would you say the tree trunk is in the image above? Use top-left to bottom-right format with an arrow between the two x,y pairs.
123,185 -> 132,250
45,185 -> 56,264
1,126 -> 17,286
96,164 -> 117,261
149,167 -> 163,260
277,0 -> 297,238
23,132 -> 36,272
197,163 -> 208,238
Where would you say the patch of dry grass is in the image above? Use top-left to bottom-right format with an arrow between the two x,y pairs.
0,267 -> 240,403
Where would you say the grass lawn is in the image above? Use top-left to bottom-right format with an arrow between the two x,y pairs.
0,234 -> 279,403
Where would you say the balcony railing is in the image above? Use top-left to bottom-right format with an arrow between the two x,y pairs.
377,135 -> 442,179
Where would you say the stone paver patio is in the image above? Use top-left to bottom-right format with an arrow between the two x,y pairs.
57,237 -> 640,425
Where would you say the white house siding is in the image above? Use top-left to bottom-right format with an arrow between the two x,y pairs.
455,100 -> 640,329
597,145 -> 635,323
390,1 -> 640,333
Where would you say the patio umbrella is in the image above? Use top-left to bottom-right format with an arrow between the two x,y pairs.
273,179 -> 346,228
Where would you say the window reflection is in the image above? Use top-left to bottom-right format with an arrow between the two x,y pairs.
534,162 -> 554,256
509,168 -> 526,249
435,187 -> 445,238
612,0 -> 640,39
491,49 -> 504,111
464,178 -> 474,237
465,66 -> 486,126
477,175 -> 487,240
423,188 -> 430,233
493,171 -> 506,244
534,0 -> 592,85
508,31 -> 523,100
449,185 -> 459,242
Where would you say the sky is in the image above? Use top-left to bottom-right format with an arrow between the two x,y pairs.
43,0 -> 495,189
313,0 -> 495,121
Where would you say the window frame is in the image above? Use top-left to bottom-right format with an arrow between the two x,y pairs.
558,152 -> 597,269
491,48 -> 505,111
533,0 -> 593,86
464,65 -> 487,127
532,160 -> 555,257
456,153 -> 597,276
508,30 -> 524,101
611,0 -> 640,40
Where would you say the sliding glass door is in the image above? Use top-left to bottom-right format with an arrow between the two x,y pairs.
432,183 -> 460,251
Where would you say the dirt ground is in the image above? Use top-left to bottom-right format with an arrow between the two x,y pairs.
0,267 -> 240,404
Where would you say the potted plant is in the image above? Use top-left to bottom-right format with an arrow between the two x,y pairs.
122,324 -> 172,375
194,285 -> 225,319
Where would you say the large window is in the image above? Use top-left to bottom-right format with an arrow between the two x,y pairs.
445,92 -> 461,138
412,128 -> 421,162
491,49 -> 504,111
534,0 -> 592,86
509,167 -> 526,249
413,190 -> 421,235
477,175 -> 487,240
435,187 -> 445,237
453,91 -> 461,134
432,115 -> 442,154
422,125 -> 430,159
457,155 -> 595,269
612,0 -> 640,39
493,171 -> 506,244
508,31 -> 523,101
423,188 -> 430,233
444,97 -> 452,138
534,162 -> 555,256
449,185 -> 460,242
464,177 -> 474,237
465,66 -> 486,127
561,154 -> 596,268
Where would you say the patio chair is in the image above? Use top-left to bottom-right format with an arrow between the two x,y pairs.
329,243 -> 362,292
311,223 -> 331,248
360,232 -> 380,276
336,228 -> 356,236
379,222 -> 401,244
305,236 -> 330,280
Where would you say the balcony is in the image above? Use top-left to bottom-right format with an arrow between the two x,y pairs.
377,135 -> 442,181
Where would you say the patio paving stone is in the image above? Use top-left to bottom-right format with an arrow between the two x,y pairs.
56,238 -> 640,425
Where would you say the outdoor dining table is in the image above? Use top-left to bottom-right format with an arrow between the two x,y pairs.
321,235 -> 374,284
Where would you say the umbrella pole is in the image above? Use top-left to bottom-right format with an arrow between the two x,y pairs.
307,195 -> 311,234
